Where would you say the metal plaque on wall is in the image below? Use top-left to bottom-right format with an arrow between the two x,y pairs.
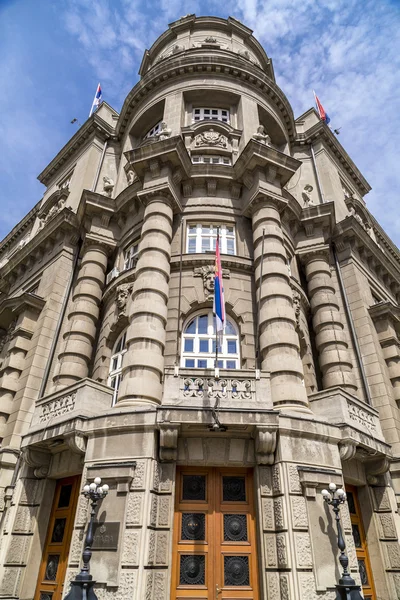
91,522 -> 120,550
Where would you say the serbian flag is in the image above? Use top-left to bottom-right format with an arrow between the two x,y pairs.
313,91 -> 331,125
213,232 -> 225,348
89,83 -> 102,117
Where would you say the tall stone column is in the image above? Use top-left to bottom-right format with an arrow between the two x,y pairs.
252,198 -> 309,412
302,249 -> 357,392
53,241 -> 108,388
118,195 -> 173,406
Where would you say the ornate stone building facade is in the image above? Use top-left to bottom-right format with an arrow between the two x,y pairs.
0,14 -> 399,600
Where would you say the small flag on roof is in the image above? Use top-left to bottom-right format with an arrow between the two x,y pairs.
313,90 -> 331,125
89,83 -> 102,117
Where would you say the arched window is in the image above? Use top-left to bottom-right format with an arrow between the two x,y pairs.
181,311 -> 239,369
108,330 -> 127,406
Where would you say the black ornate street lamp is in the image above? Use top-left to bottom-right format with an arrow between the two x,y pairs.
321,483 -> 363,600
63,477 -> 109,600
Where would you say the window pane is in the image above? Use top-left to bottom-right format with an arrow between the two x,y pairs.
199,339 -> 209,353
188,238 -> 196,253
217,360 -> 223,368
184,339 -> 194,352
185,319 -> 196,334
227,340 -> 237,354
225,320 -> 236,335
197,360 -> 207,368
185,359 -> 195,367
227,239 -> 235,254
188,224 -> 197,233
226,360 -> 236,369
198,315 -> 208,334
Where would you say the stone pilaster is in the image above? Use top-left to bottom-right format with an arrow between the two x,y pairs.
53,241 -> 109,388
302,249 -> 357,393
369,302 -> 400,408
252,198 -> 309,411
118,195 -> 173,406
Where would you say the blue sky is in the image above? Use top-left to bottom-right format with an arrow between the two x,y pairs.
1,0 -> 400,245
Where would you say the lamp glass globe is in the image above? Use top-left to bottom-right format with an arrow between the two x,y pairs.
321,489 -> 330,497
83,485 -> 90,493
328,482 -> 337,491
94,477 -> 102,485
337,488 -> 345,497
89,482 -> 97,491
102,484 -> 109,492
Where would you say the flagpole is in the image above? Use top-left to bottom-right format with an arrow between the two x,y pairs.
89,83 -> 100,118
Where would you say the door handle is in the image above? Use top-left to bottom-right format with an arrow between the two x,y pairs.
216,583 -> 222,597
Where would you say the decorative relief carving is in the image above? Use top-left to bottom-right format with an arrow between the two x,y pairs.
298,573 -> 333,600
258,466 -> 272,496
126,168 -> 137,185
291,496 -> 308,529
373,486 -> 391,512
252,124 -> 271,146
145,570 -> 167,600
295,533 -> 312,568
302,184 -> 314,207
0,567 -> 22,596
116,283 -> 133,316
69,529 -> 84,564
194,265 -> 230,300
39,391 -> 76,423
272,465 -> 282,494
157,44 -> 185,61
386,542 -> 400,569
288,465 -> 301,494
276,533 -> 288,567
157,496 -> 171,527
348,401 -> 376,431
12,507 -> 34,533
38,194 -> 68,229
131,460 -> 146,489
379,513 -> 397,539
122,531 -> 139,565
264,534 -> 277,568
20,478 -> 42,505
126,493 -> 143,526
345,534 -> 357,569
262,498 -> 274,530
5,536 -> 30,565
75,493 -> 90,527
267,572 -> 280,598
274,497 -> 284,529
194,129 -> 228,148
95,571 -> 137,600
147,531 -> 168,566
340,505 -> 352,532
280,574 -> 290,600
182,375 -> 254,402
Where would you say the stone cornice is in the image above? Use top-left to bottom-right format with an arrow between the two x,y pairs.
0,208 -> 79,281
0,200 -> 41,256
125,135 -> 192,179
118,54 -> 295,142
170,253 -> 254,273
368,301 -> 400,325
139,15 -> 273,78
79,189 -> 117,221
299,201 -> 336,238
296,120 -> 370,196
38,113 -> 116,187
334,216 -> 400,282
234,139 -> 301,186
0,292 -> 45,320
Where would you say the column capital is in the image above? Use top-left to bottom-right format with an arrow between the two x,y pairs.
298,245 -> 330,265
137,186 -> 181,212
247,190 -> 288,216
82,234 -> 116,256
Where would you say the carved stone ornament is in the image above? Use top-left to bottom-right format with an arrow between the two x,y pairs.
0,320 -> 16,354
252,125 -> 271,146
157,44 -> 185,61
103,175 -> 115,197
302,184 -> 314,207
65,432 -> 88,456
339,441 -> 357,461
38,193 -> 68,230
366,456 -> 390,485
194,265 -> 230,300
116,282 -> 134,315
22,447 -> 51,479
253,425 -> 277,465
159,424 -> 180,462
156,121 -> 171,141
126,168 -> 137,185
194,129 -> 228,148
204,36 -> 217,43
348,205 -> 372,236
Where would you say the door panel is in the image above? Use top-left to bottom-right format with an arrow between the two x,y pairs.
345,484 -> 376,600
34,476 -> 81,600
171,468 -> 259,600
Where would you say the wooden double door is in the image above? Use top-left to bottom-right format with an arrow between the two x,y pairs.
34,476 -> 81,600
171,467 -> 259,600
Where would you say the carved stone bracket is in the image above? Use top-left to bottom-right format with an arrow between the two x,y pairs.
65,432 -> 88,456
22,447 -> 51,479
253,425 -> 277,465
365,456 -> 391,485
159,424 -> 180,462
339,441 -> 357,461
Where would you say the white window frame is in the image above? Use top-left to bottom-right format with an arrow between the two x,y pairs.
143,120 -> 162,140
123,241 -> 139,271
191,155 -> 231,166
187,224 -> 236,255
181,311 -> 240,369
108,330 -> 127,406
192,108 -> 230,123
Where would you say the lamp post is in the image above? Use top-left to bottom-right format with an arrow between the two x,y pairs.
321,483 -> 363,600
63,477 -> 109,600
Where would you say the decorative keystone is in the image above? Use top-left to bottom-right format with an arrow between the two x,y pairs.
253,425 -> 277,465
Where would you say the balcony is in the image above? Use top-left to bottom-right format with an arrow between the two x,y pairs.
162,367 -> 272,409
